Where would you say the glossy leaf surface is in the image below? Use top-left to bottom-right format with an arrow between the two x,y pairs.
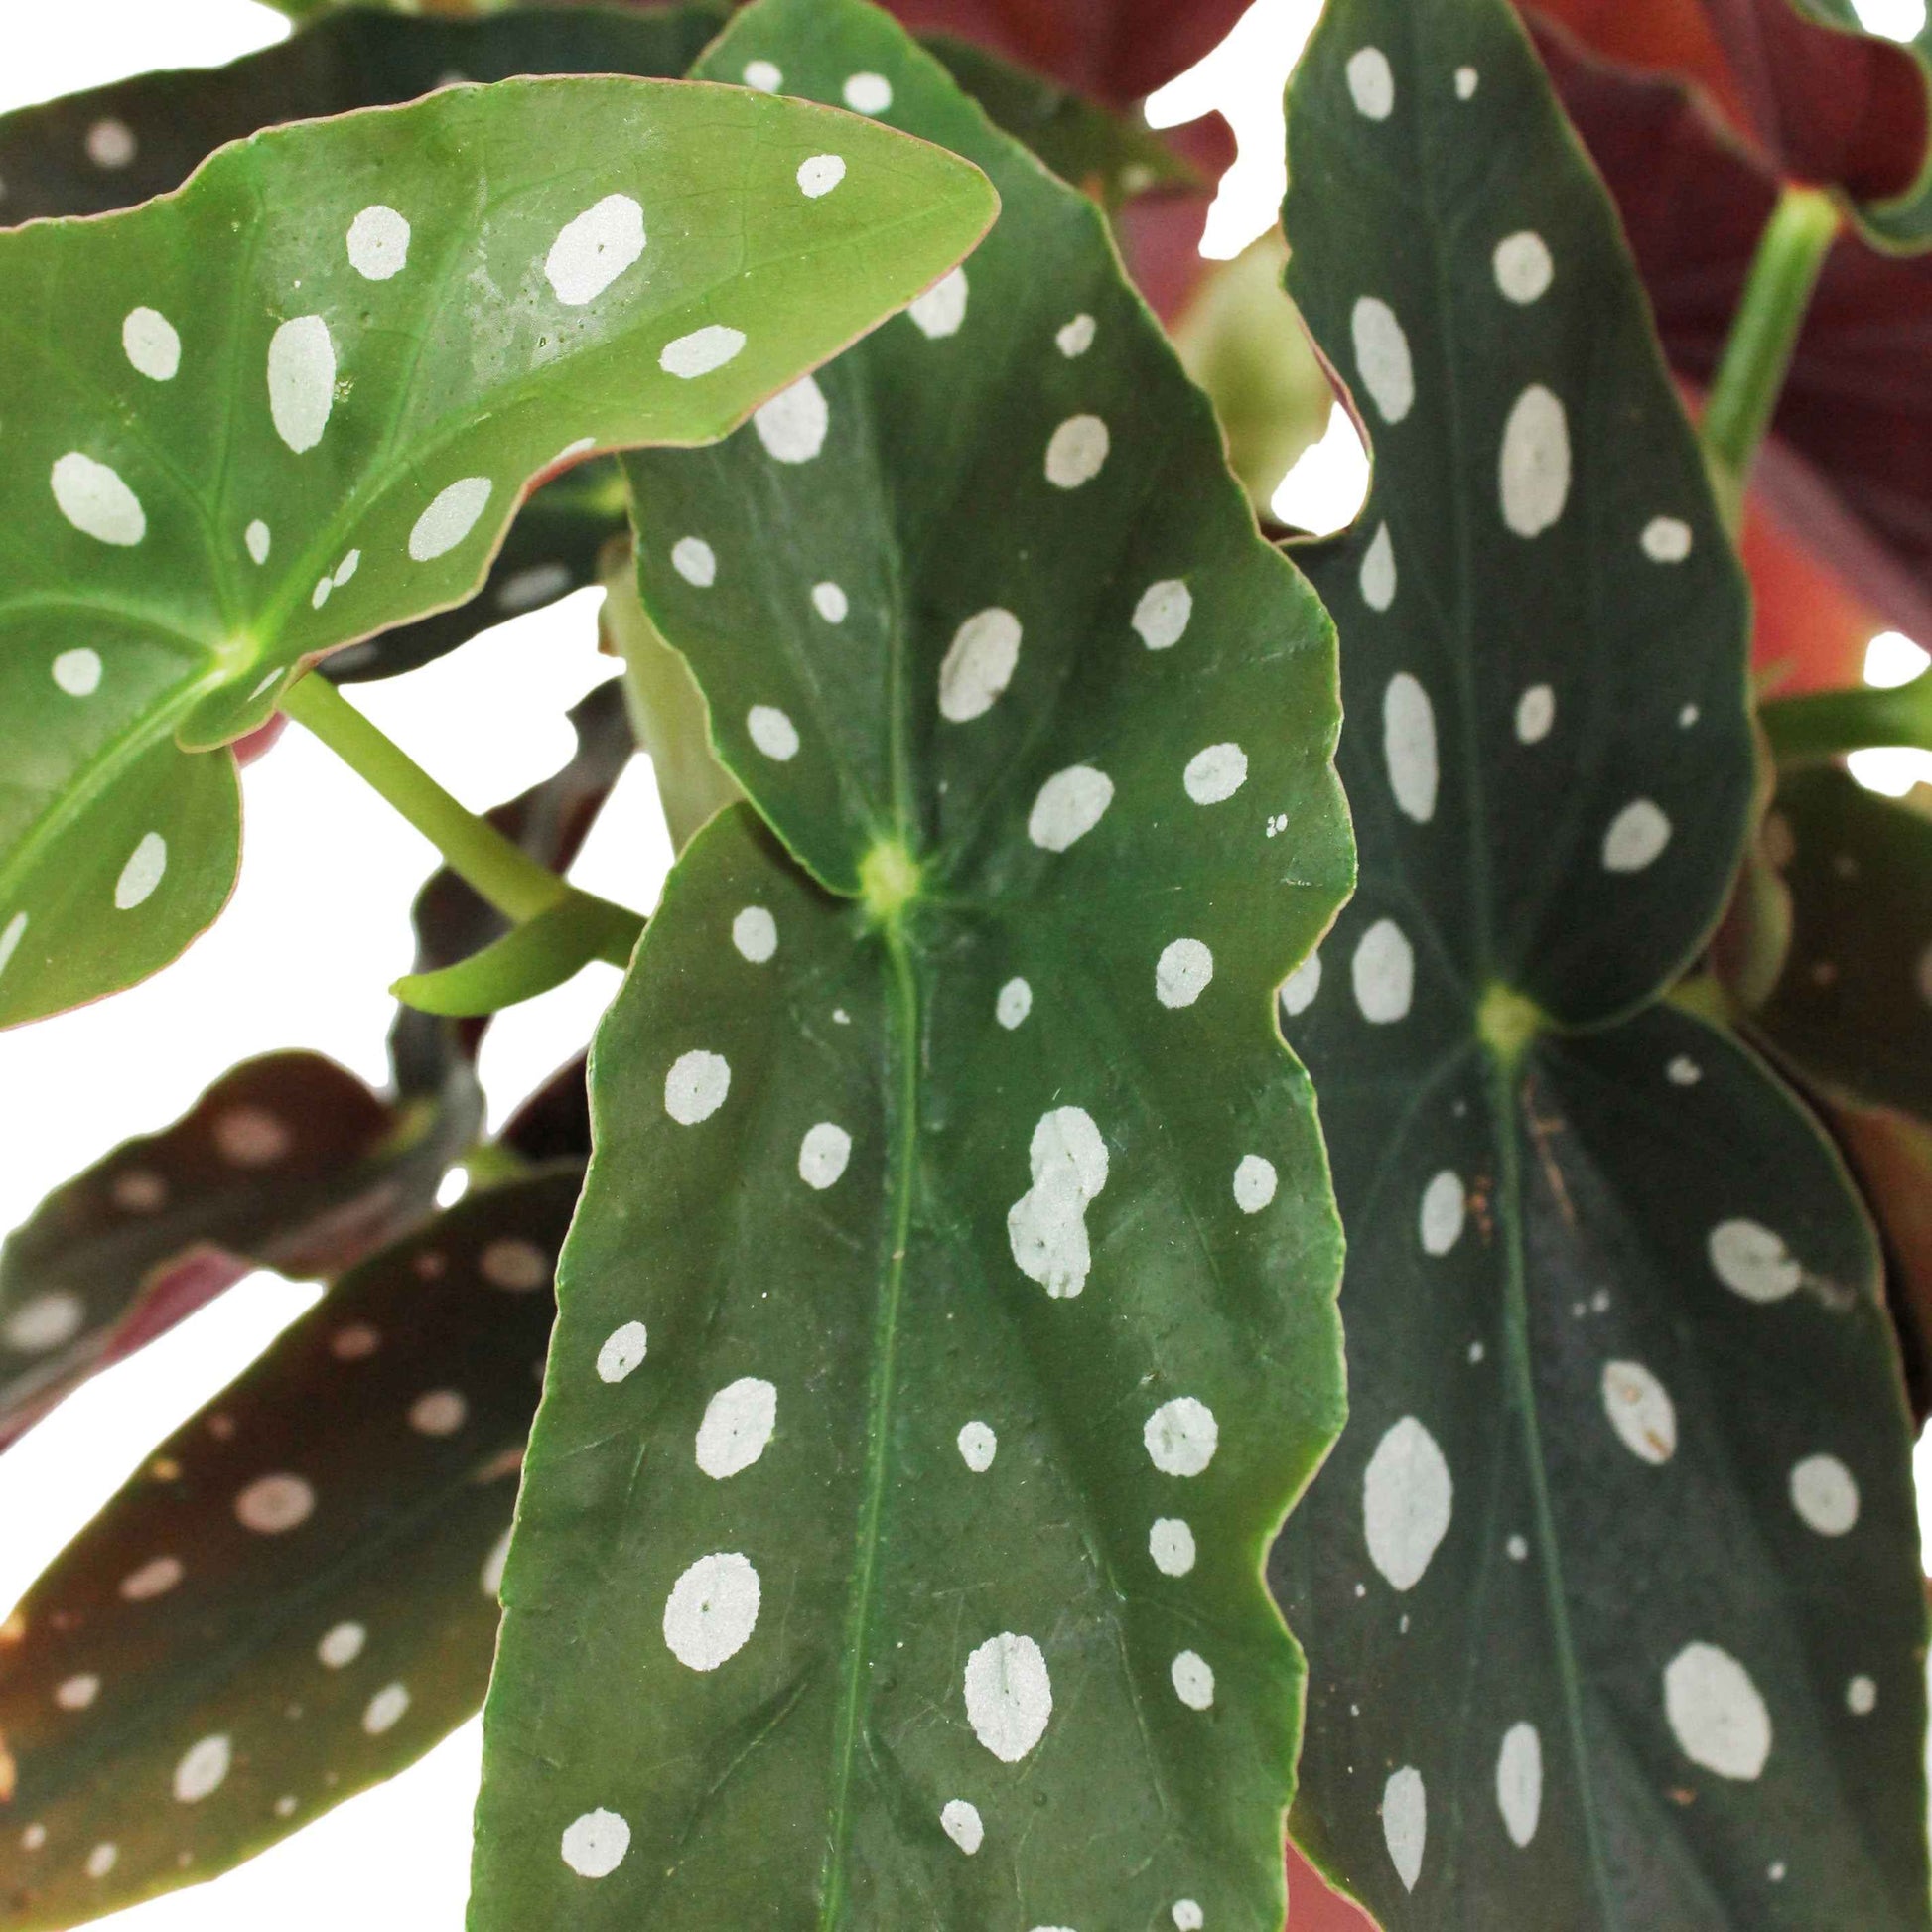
1745,768 -> 1932,1120
1267,1 -> 1928,1923
0,69 -> 995,1028
472,3 -> 1352,1926
0,8 -> 725,689
0,1050 -> 477,1451
0,1169 -> 579,1929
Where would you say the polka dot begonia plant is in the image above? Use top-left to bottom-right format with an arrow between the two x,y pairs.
2,0 -> 1932,1926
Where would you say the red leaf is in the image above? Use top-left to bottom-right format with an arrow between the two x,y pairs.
1535,0 -> 1926,201
882,0 -> 1251,105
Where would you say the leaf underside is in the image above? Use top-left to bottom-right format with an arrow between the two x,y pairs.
471,2 -> 1352,1927
1265,0 -> 1929,1925
0,1170 -> 579,1931
0,64 -> 994,1029
0,1049 -> 477,1453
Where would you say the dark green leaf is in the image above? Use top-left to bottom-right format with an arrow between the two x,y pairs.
471,2 -> 1351,1925
0,1168 -> 578,1930
0,69 -> 995,1029
1265,0 -> 1928,1923
1740,767 -> 1932,1120
0,1050 -> 477,1451
924,35 -> 1200,208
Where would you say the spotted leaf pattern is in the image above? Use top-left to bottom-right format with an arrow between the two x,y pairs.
0,72 -> 994,1030
1265,1 -> 1929,1924
470,2 -> 1351,1926
0,1050 -> 477,1452
0,1168 -> 579,1929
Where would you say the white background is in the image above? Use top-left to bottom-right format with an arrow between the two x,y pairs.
0,0 -> 1921,1925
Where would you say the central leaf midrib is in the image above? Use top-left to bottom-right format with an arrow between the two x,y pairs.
817,925 -> 922,1928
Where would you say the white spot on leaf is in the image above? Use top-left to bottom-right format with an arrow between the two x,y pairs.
1171,1651 -> 1214,1709
811,581 -> 847,621
748,705 -> 799,760
1347,46 -> 1396,119
1664,1641 -> 1772,1780
267,316 -> 335,454
1363,1415 -> 1451,1590
1150,1517 -> 1196,1576
3,1291 -> 81,1352
1055,313 -> 1096,357
561,1809 -> 630,1879
1495,1722 -> 1542,1847
695,1378 -> 777,1479
347,205 -> 409,281
545,195 -> 644,305
1515,684 -> 1555,744
909,266 -> 968,339
1790,1453 -> 1859,1535
664,1049 -> 730,1125
963,1631 -> 1052,1761
122,307 -> 180,380
235,1472 -> 314,1535
362,1682 -> 410,1735
1351,297 -> 1414,424
120,1556 -> 183,1601
1382,1766 -> 1426,1891
996,977 -> 1032,1029
733,906 -> 776,962
754,374 -> 828,463
1603,799 -> 1672,872
598,1322 -> 647,1384
52,452 -> 145,546
797,154 -> 846,198
318,1622 -> 365,1669
1493,232 -> 1553,304
661,325 -> 746,379
957,1421 -> 997,1471
1709,1219 -> 1800,1303
1133,579 -> 1192,649
1184,743 -> 1247,804
1029,766 -> 1114,851
671,536 -> 716,587
1157,938 -> 1213,1009
408,478 -> 492,562
1352,918 -> 1413,1022
1045,414 -> 1110,488
1419,1171 -> 1464,1256
1601,1361 -> 1677,1464
1500,384 -> 1571,537
1643,516 -> 1694,563
940,1798 -> 983,1854
114,833 -> 167,910
1145,1397 -> 1218,1476
843,71 -> 893,113
245,519 -> 271,565
1007,1107 -> 1108,1298
798,1123 -> 852,1190
1383,673 -> 1438,822
1233,1156 -> 1278,1214
1360,523 -> 1396,610
174,1735 -> 231,1804
663,1552 -> 760,1670
939,608 -> 1022,721
1281,950 -> 1322,1017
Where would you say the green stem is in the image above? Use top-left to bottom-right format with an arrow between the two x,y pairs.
1701,184 -> 1841,533
282,671 -> 570,924
1759,670 -> 1932,765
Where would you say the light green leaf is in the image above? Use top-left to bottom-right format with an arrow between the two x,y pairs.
470,2 -> 1352,1925
0,1169 -> 579,1930
0,70 -> 995,1028
392,895 -> 642,1018
0,1049 -> 476,1449
1267,1 -> 1928,1924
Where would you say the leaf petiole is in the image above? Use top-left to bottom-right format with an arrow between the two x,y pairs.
1701,182 -> 1841,532
1759,668 -> 1932,766
282,670 -> 602,926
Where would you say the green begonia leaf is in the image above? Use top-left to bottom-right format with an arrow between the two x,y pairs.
470,2 -> 1352,1925
0,9 -> 728,691
0,1168 -> 579,1930
0,70 -> 995,1031
922,35 -> 1200,208
1266,2 -> 1929,1924
1743,767 -> 1932,1122
0,1049 -> 477,1452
